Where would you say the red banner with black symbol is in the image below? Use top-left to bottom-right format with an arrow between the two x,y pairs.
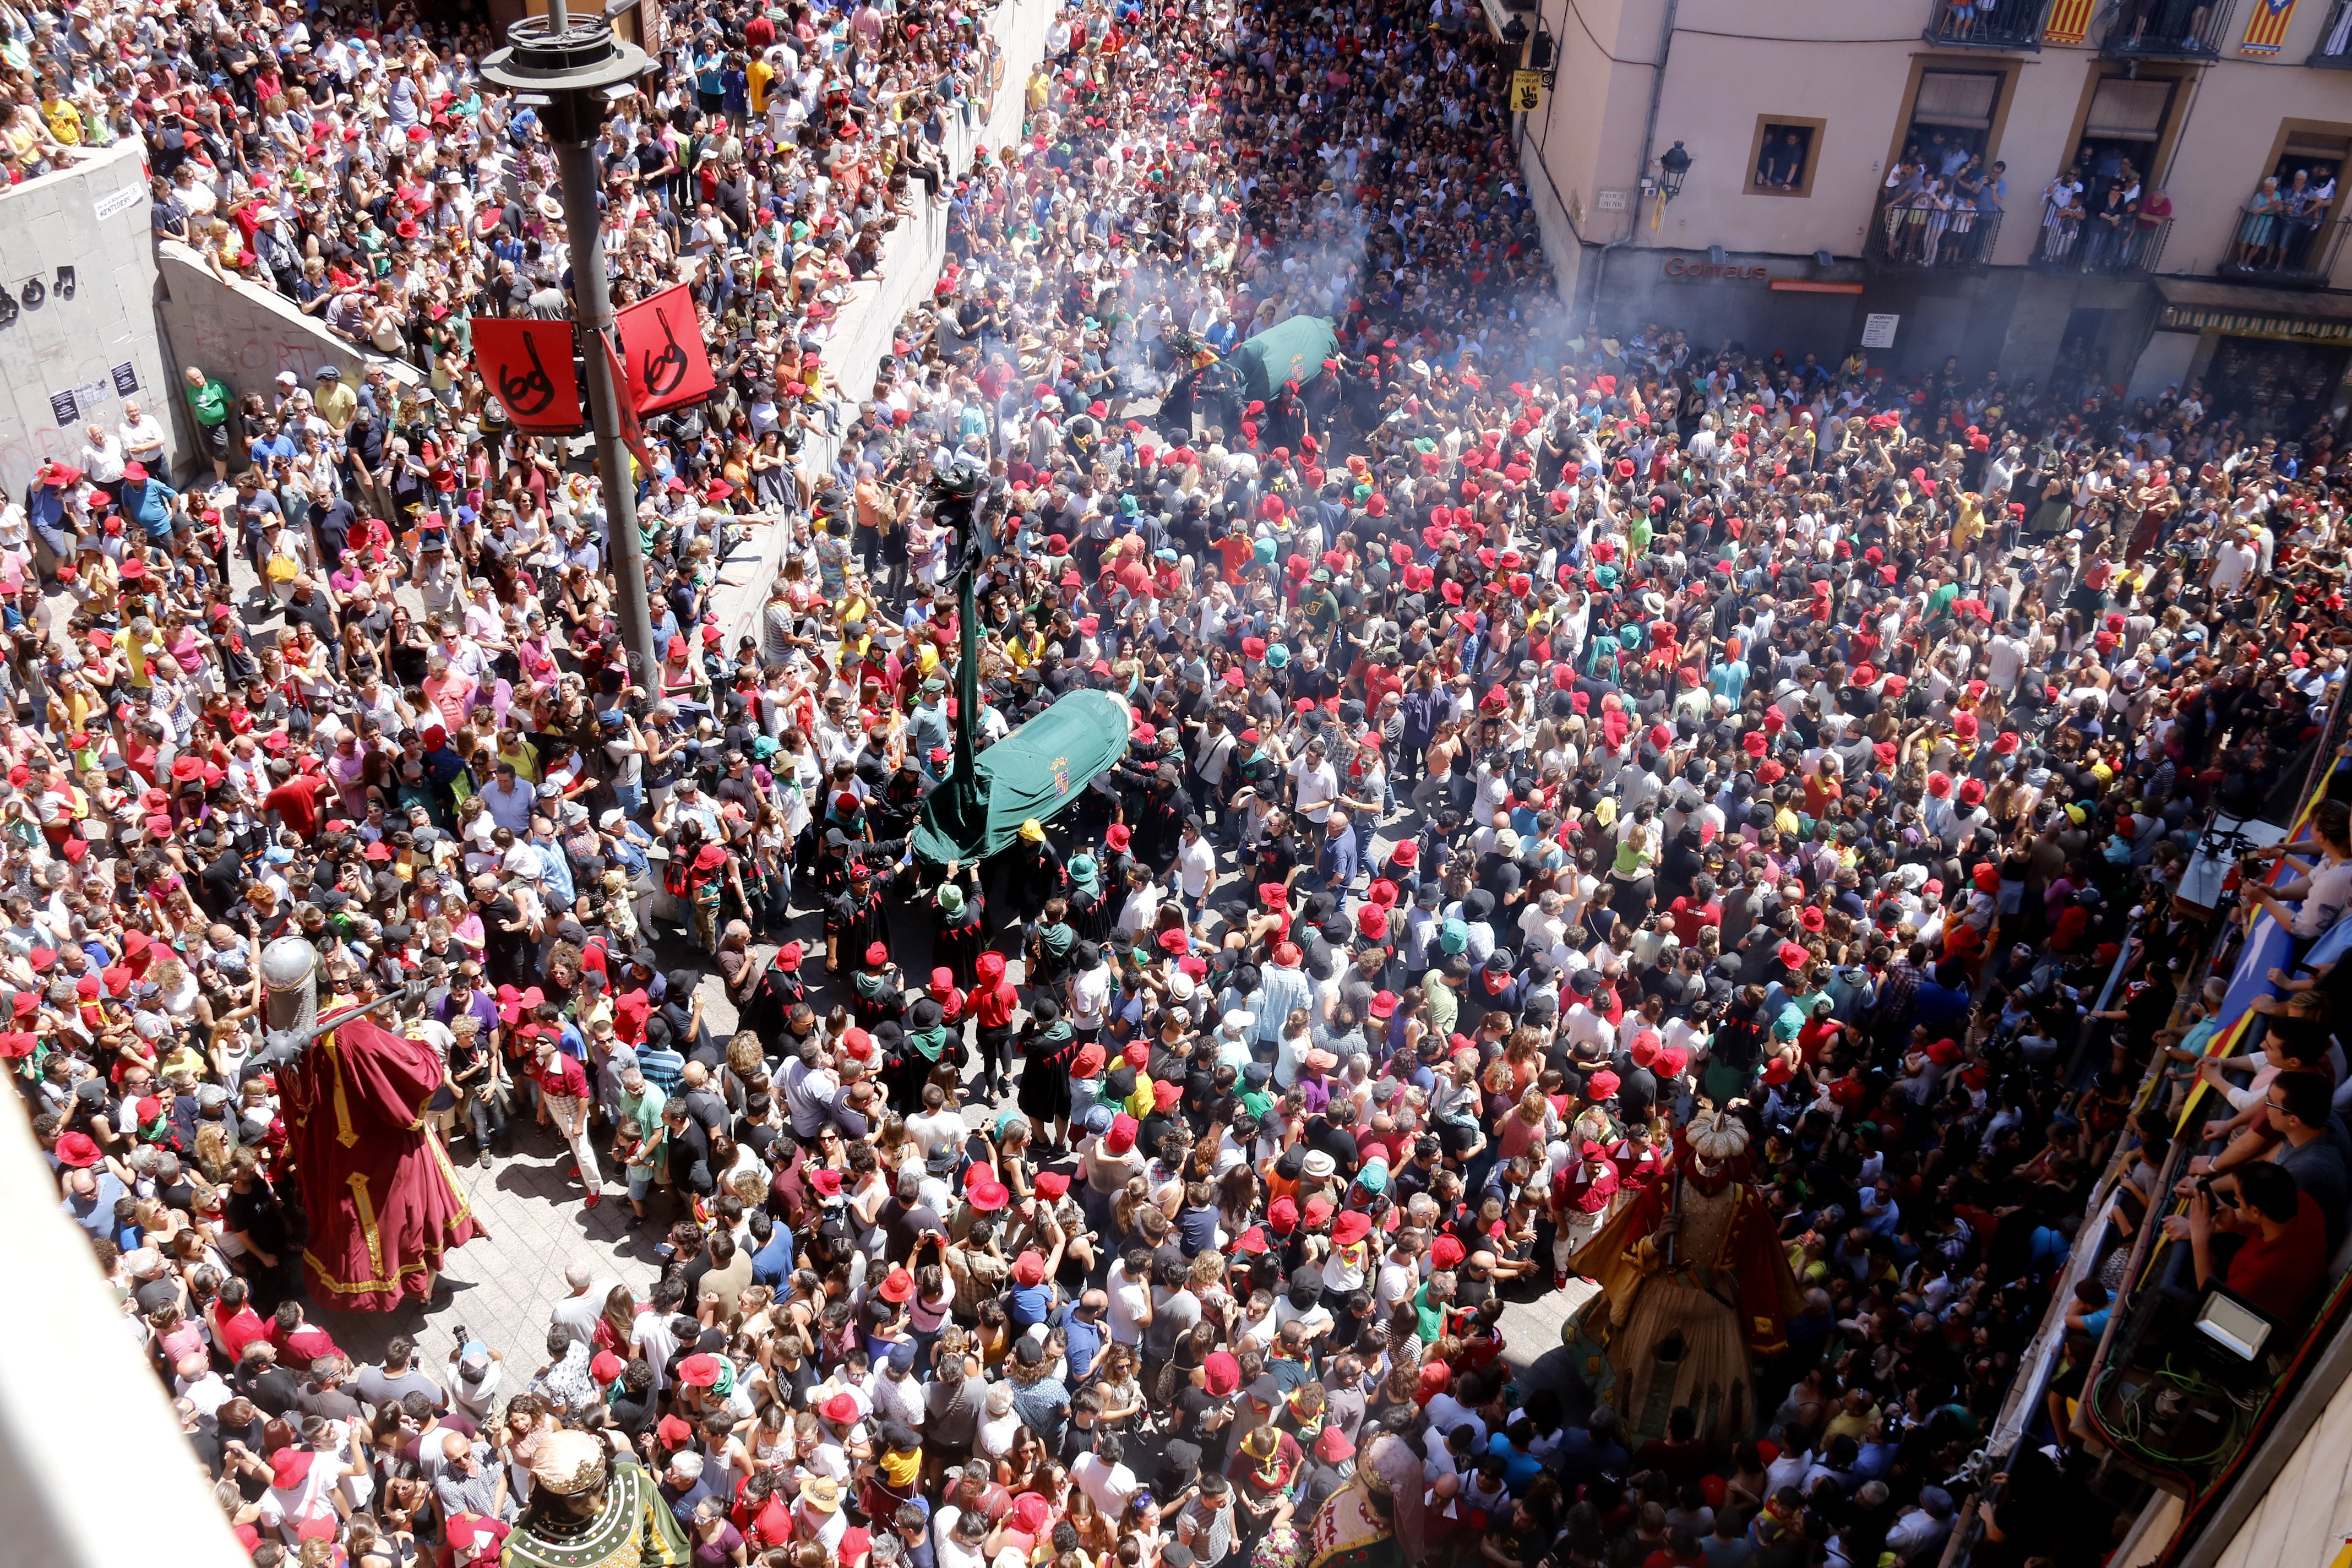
600,334 -> 656,475
613,283 -> 715,416
468,318 -> 585,433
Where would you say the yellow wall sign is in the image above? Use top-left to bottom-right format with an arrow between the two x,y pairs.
1511,69 -> 1544,111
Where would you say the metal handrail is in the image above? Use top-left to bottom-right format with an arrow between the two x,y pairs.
1940,679 -> 2352,1567
2030,212 -> 2172,274
2217,214 -> 2350,287
2099,0 -> 2241,55
1923,0 -> 2053,47
1866,199 -> 2001,269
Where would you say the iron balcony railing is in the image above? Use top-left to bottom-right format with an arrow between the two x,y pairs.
1934,678 -> 2352,1568
2310,0 -> 2352,63
1866,198 -> 2001,269
2031,212 -> 2173,273
1924,0 -> 2054,48
2218,213 -> 2350,287
2098,0 -> 2242,57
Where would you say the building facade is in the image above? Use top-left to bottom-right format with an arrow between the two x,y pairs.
1507,0 -> 2352,425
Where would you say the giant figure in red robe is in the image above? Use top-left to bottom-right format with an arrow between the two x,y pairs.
1564,1107 -> 1801,1441
280,1014 -> 482,1310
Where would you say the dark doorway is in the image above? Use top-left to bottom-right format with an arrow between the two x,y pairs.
2202,338 -> 2349,435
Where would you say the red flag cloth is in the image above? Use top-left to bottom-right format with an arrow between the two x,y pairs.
614,283 -> 715,415
601,334 -> 654,473
467,317 -> 584,433
281,1012 -> 482,1310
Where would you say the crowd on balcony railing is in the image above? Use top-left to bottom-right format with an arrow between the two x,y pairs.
1930,0 -> 2051,45
1996,754 -> 2352,1527
2229,166 -> 2342,275
1877,145 -> 2008,265
2110,0 -> 2228,52
2033,157 -> 2174,274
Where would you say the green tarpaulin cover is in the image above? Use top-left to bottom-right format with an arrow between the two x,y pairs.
913,688 -> 1133,864
1227,316 -> 1339,402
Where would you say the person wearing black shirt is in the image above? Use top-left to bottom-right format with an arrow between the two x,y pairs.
877,1172 -> 942,1262
210,1397 -> 270,1495
1303,1113 -> 1361,1178
608,1363 -> 659,1440
225,1159 -> 297,1313
1175,1368 -> 1240,1475
238,1342 -> 303,1417
344,410 -> 386,502
1246,830 -> 1298,895
312,494 -> 358,572
150,177 -> 192,243
663,1101 -> 715,1197
471,876 -> 530,985
713,166 -> 753,232
282,579 -> 340,643
195,832 -> 248,921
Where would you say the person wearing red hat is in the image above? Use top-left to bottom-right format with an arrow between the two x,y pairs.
1550,1139 -> 1621,1290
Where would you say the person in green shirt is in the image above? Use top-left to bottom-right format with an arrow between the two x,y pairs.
1300,569 -> 1341,635
1414,1271 -> 1453,1343
1422,957 -> 1461,1039
182,364 -> 232,484
1925,574 -> 1960,623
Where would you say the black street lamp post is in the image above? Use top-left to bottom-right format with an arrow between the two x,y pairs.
1657,140 -> 1694,203
481,1 -> 664,685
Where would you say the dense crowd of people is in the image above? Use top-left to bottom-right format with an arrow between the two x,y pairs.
12,0 -> 2352,1566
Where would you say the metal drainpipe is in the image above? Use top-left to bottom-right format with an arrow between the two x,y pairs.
1586,0 -> 1680,333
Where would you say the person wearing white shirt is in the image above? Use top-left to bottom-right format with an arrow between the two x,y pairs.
1070,958 -> 1113,1035
1073,1446 -> 1139,1517
799,1488 -> 850,1553
1104,1254 -> 1152,1346
1556,868 -> 1601,930
1117,873 -> 1164,936
1289,741 -> 1340,824
174,1354 -> 235,1426
1175,817 -> 1218,912
2209,530 -> 2260,596
78,422 -> 126,489
933,1504 -> 986,1568
1374,1239 -> 1422,1316
1247,1291 -> 1332,1349
1560,1001 -> 1614,1058
1517,891 -> 1568,956
1986,626 -> 2030,696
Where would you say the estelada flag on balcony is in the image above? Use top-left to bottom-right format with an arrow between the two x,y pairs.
2043,0 -> 2098,43
2240,0 -> 2299,54
468,318 -> 584,433
613,284 -> 715,416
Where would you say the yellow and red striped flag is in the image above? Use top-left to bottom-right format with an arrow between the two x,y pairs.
2044,0 -> 2099,42
2240,0 -> 2300,53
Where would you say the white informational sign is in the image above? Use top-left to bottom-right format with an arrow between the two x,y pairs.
94,181 -> 145,222
1860,313 -> 1899,349
1594,188 -> 1629,211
